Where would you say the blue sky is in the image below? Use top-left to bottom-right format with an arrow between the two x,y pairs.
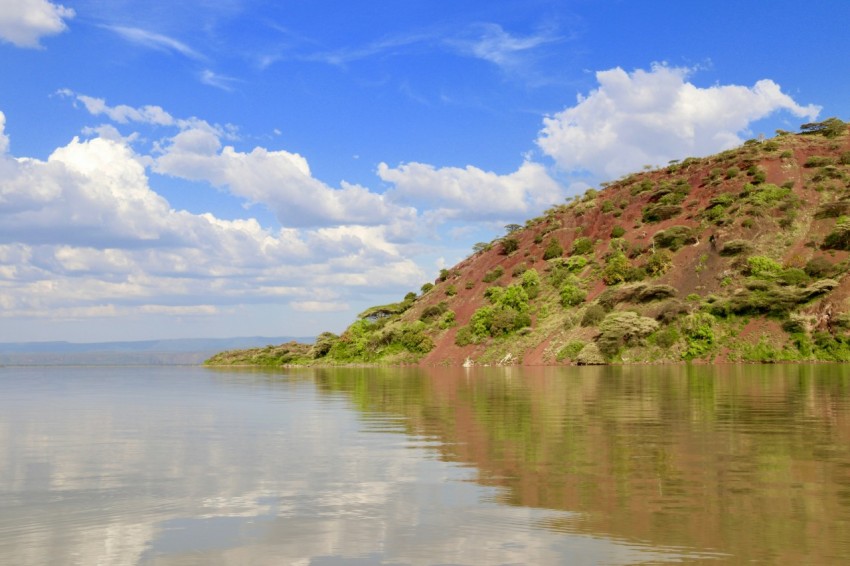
0,0 -> 846,342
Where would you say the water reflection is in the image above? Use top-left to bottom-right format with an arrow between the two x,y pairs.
312,364 -> 850,564
0,366 -> 706,565
2,364 -> 849,563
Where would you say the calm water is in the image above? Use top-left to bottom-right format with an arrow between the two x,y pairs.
1,365 -> 849,564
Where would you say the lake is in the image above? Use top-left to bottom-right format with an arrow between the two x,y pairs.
1,364 -> 848,564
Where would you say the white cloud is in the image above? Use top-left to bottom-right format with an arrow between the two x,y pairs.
105,25 -> 204,60
199,69 -> 238,91
155,126 -> 417,228
537,63 -> 822,179
378,159 -> 564,221
447,23 -> 558,69
0,113 -> 425,324
58,90 -> 176,126
0,0 -> 73,48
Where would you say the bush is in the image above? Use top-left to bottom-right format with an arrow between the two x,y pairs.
652,327 -> 680,348
642,203 -> 682,223
726,167 -> 739,179
439,268 -> 450,282
805,155 -> 835,168
681,313 -> 716,360
581,304 -> 606,326
804,256 -> 834,278
445,284 -> 457,296
501,237 -> 519,255
778,268 -> 809,286
602,252 -> 631,285
653,226 -> 697,251
571,237 -> 594,255
645,250 -> 673,277
556,341 -> 586,361
482,266 -> 504,283
596,311 -> 659,357
521,268 -> 540,299
575,343 -> 606,365
718,240 -> 752,256
823,217 -> 850,250
455,325 -> 475,346
610,225 -> 626,238
420,302 -> 449,322
543,237 -> 564,260
745,256 -> 783,278
560,282 -> 587,307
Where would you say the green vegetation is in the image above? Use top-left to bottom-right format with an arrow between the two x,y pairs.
543,237 -> 564,260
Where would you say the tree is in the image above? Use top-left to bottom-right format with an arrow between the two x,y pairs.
504,223 -> 522,234
800,117 -> 847,138
472,242 -> 490,254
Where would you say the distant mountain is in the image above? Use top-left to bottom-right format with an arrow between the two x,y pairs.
208,118 -> 850,366
0,336 -> 313,366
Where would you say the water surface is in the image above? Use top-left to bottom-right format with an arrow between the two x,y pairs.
1,364 -> 848,564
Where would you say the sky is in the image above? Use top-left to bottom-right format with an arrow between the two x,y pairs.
0,0 -> 847,343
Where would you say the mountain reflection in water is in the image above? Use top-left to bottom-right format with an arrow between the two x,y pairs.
1,364 -> 848,564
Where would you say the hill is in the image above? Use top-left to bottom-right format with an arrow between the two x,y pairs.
0,336 -> 311,366
206,118 -> 850,367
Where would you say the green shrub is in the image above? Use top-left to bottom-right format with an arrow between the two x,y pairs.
653,226 -> 697,251
645,250 -> 673,277
681,313 -> 716,360
439,268 -> 450,281
745,256 -> 783,278
501,237 -> 519,255
420,282 -> 434,294
804,256 -> 834,278
596,311 -> 660,357
420,301 -> 449,322
823,217 -> 850,250
543,237 -> 564,260
602,252 -> 631,285
455,325 -> 475,346
805,155 -> 836,167
642,203 -> 682,223
726,167 -> 740,179
482,266 -> 504,283
718,239 -> 752,256
560,282 -> 586,307
601,200 -> 615,213
575,343 -> 606,365
439,310 -> 456,329
652,327 -> 680,348
520,268 -> 540,299
778,268 -> 809,286
571,237 -> 594,255
610,225 -> 626,238
556,341 -> 586,361
581,304 -> 606,326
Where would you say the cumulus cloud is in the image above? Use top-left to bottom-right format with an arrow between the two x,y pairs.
537,64 -> 822,179
0,0 -> 74,48
57,90 -> 176,126
378,159 -> 564,221
155,126 -> 417,228
0,112 -> 424,323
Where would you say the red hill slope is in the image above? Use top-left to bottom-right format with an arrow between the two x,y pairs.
208,118 -> 850,367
